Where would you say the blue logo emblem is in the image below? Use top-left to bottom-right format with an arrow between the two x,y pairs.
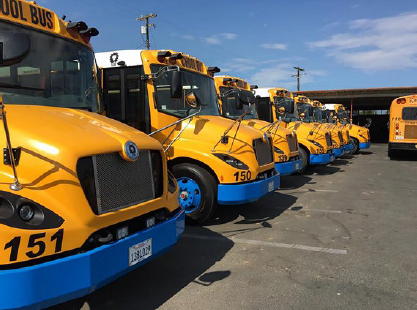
125,141 -> 139,161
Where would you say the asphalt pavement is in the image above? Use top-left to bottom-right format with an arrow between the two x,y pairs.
53,144 -> 417,310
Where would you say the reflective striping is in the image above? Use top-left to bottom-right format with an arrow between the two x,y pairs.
183,234 -> 347,255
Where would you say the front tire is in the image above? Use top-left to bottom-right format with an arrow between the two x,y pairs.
298,148 -> 308,173
172,163 -> 217,225
350,138 -> 359,155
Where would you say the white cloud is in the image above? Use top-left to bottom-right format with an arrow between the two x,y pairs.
221,33 -> 237,40
260,43 -> 287,50
180,34 -> 195,40
222,58 -> 256,73
202,33 -> 237,45
251,64 -> 326,90
203,36 -> 221,45
308,12 -> 417,70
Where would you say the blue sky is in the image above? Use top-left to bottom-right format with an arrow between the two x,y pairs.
40,0 -> 416,91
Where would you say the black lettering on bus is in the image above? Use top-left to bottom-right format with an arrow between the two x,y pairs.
9,0 -> 18,18
1,0 -> 10,16
37,7 -> 46,27
18,0 -> 27,21
29,4 -> 38,24
46,11 -> 53,28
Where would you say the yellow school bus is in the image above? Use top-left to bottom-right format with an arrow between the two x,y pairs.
254,88 -> 335,171
97,50 -> 280,224
214,76 -> 302,175
0,2 -> 184,309
324,104 -> 371,154
388,95 -> 417,158
294,95 -> 345,158
311,100 -> 354,154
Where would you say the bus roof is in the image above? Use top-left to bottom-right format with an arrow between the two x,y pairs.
215,75 -> 250,90
96,50 -> 144,68
0,0 -> 95,48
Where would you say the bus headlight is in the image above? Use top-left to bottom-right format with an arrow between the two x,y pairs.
274,146 -> 285,154
308,140 -> 324,149
0,191 -> 64,229
213,154 -> 249,170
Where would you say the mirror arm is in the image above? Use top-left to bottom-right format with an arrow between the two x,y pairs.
141,65 -> 180,81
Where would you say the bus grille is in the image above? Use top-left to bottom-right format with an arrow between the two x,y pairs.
338,132 -> 344,144
287,134 -> 299,152
405,125 -> 417,139
77,151 -> 163,215
325,133 -> 332,148
253,138 -> 273,166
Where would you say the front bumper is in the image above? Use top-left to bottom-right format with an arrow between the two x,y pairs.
359,142 -> 371,149
0,209 -> 185,310
309,152 -> 335,165
344,143 -> 353,152
333,147 -> 345,157
218,173 -> 280,205
275,159 -> 303,176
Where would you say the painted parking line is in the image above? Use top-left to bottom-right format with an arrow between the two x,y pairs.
304,208 -> 342,214
183,234 -> 347,255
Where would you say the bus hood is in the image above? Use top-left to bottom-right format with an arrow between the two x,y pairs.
0,105 -> 162,183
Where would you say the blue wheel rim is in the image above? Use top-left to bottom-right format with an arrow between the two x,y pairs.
177,177 -> 202,214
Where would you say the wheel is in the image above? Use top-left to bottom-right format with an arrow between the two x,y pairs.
298,147 -> 308,173
388,149 -> 397,160
350,138 -> 359,155
172,163 -> 217,225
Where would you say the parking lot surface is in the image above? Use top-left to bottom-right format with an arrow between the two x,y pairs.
54,144 -> 417,310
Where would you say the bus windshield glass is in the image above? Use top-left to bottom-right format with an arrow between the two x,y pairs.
402,107 -> 417,120
219,87 -> 258,120
337,110 -> 349,124
151,65 -> 220,118
297,103 -> 314,123
274,97 -> 298,122
0,22 -> 100,111
313,107 -> 324,123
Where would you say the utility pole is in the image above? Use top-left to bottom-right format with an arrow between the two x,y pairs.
136,13 -> 157,49
292,66 -> 306,91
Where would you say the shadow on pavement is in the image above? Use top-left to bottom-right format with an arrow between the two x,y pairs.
330,159 -> 351,166
389,150 -> 417,161
205,192 -> 297,227
304,165 -> 341,176
359,151 -> 373,155
280,174 -> 313,190
49,227 -> 233,310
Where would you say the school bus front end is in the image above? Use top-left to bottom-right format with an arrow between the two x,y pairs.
389,95 -> 417,157
98,50 -> 279,224
214,76 -> 302,176
254,88 -> 335,170
0,4 -> 183,309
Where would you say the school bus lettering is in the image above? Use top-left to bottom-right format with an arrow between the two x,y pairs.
0,0 -> 54,29
4,229 -> 64,262
181,56 -> 203,72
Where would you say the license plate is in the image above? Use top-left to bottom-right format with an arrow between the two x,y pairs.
117,226 -> 129,240
268,181 -> 274,192
146,216 -> 156,228
129,238 -> 152,266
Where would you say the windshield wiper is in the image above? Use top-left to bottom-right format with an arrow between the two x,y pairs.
0,83 -> 45,91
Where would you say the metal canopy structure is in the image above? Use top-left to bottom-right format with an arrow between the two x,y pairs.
294,86 -> 417,110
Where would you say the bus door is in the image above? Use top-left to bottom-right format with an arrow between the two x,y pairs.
103,66 -> 150,133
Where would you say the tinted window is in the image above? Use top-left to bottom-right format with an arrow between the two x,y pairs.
402,107 -> 417,120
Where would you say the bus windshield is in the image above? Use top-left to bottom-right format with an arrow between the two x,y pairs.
219,87 -> 258,120
337,110 -> 349,124
313,107 -> 324,123
297,103 -> 314,123
274,97 -> 298,122
402,107 -> 417,120
0,22 -> 100,111
151,65 -> 220,118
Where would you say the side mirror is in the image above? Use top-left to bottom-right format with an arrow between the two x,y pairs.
170,70 -> 183,98
333,116 -> 338,121
300,112 -> 306,119
0,31 -> 31,66
237,90 -> 256,110
185,91 -> 201,108
278,106 -> 286,115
